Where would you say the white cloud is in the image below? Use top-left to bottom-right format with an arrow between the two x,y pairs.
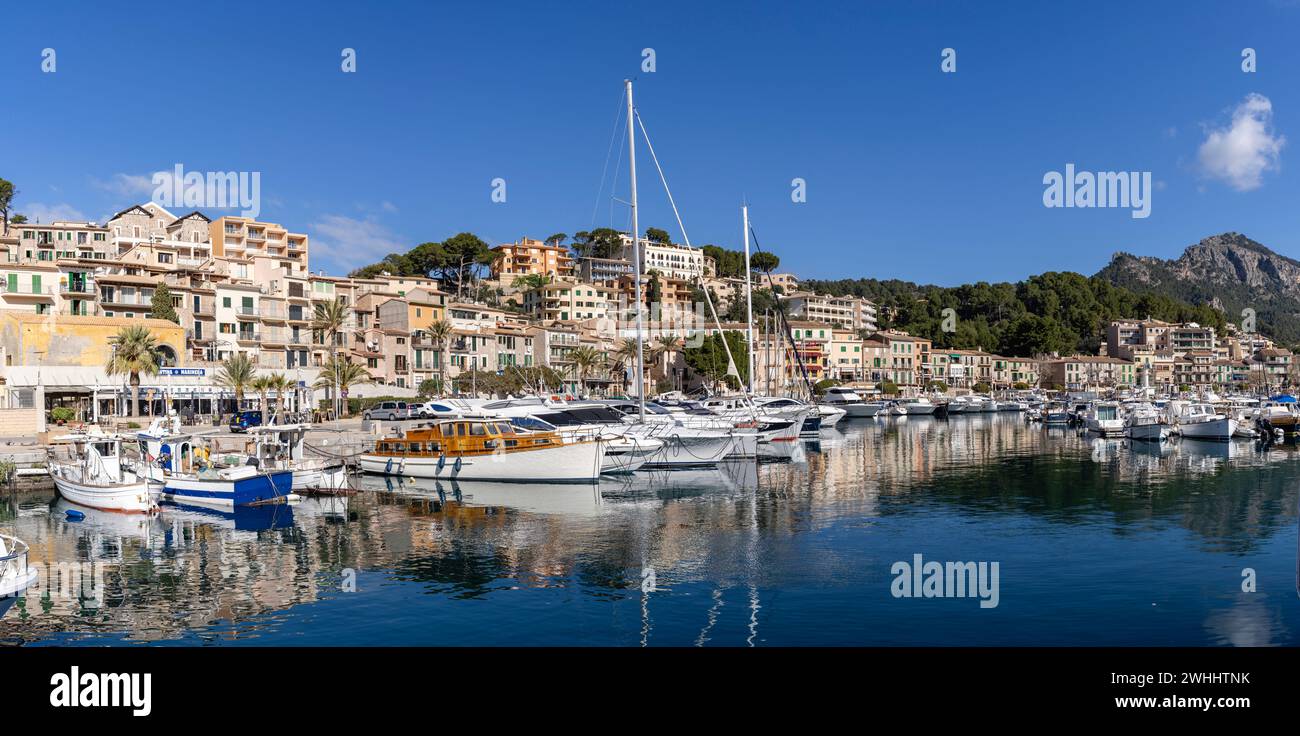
91,172 -> 159,197
1197,93 -> 1286,191
380,201 -> 399,213
309,215 -> 408,271
16,202 -> 88,223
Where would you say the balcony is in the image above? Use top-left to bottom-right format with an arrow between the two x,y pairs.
261,307 -> 287,321
236,332 -> 260,345
262,330 -> 288,345
1,283 -> 56,299
193,302 -> 215,316
59,281 -> 95,295
235,306 -> 259,319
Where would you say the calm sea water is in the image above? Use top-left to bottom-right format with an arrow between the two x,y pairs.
3,413 -> 1297,646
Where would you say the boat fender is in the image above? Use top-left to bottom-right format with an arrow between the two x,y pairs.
437,454 -> 446,472
453,456 -> 462,473
384,458 -> 393,474
65,509 -> 85,521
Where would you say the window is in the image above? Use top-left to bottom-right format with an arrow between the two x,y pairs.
222,297 -> 231,308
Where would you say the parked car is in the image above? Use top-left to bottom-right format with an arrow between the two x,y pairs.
229,410 -> 272,433
410,401 -> 458,419
364,401 -> 411,421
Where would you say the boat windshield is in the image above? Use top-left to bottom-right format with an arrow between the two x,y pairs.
509,416 -> 556,432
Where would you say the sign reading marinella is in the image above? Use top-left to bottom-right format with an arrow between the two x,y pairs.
158,368 -> 206,377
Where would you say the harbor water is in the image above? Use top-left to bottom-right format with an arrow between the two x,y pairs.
3,412 -> 1297,646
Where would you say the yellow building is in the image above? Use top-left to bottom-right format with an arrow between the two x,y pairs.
1,312 -> 186,368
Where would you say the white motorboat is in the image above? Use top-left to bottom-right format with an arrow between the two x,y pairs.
821,387 -> 882,417
1125,406 -> 1168,442
47,433 -> 159,513
1084,401 -> 1125,437
1172,403 -> 1237,441
899,397 -> 938,415
886,401 -> 908,416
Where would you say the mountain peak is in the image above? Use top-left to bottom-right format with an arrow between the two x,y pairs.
1095,232 -> 1300,345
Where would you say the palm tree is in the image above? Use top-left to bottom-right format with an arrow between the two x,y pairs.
567,345 -> 604,397
652,334 -> 683,392
214,353 -> 257,416
250,374 -> 273,426
313,356 -> 372,417
313,297 -> 350,414
511,273 -> 551,291
612,338 -> 647,396
265,372 -> 294,422
426,319 -> 455,395
105,325 -> 164,417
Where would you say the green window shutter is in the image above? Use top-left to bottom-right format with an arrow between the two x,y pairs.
6,274 -> 16,292
32,275 -> 41,293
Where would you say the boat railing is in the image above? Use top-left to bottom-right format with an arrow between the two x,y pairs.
0,533 -> 32,585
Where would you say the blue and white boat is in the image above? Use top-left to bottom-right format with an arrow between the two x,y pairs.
137,416 -> 296,509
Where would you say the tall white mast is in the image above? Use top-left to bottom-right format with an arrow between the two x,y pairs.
742,204 -> 755,395
625,79 -> 646,421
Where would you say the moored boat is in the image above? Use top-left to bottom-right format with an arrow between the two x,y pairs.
1172,403 -> 1236,442
359,418 -> 605,482
47,433 -> 159,513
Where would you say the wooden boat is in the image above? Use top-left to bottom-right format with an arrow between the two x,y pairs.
47,434 -> 159,513
358,418 -> 605,482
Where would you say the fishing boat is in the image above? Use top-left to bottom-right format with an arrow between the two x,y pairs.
245,424 -> 348,491
821,387 -> 883,417
47,433 -> 159,513
359,418 -> 605,482
137,416 -> 296,508
1172,403 -> 1236,441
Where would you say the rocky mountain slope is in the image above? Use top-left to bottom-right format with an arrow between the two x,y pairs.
1095,232 -> 1300,346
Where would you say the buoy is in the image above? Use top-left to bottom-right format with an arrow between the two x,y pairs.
65,509 -> 85,521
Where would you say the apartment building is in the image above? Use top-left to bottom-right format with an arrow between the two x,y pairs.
617,234 -> 705,281
1044,355 -> 1136,390
577,256 -> 634,287
783,290 -> 878,332
1106,318 -> 1217,359
522,281 -> 612,323
490,238 -> 574,280
209,216 -> 309,268
876,331 -> 932,388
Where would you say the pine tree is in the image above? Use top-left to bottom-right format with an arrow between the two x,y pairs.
150,283 -> 179,323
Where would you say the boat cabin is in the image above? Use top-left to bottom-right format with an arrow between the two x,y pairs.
373,419 -> 564,457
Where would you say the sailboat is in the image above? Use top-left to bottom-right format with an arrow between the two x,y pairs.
619,78 -> 746,466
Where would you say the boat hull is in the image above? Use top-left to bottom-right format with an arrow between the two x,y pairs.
1179,417 -> 1237,441
49,468 -> 157,513
359,440 -> 603,481
1126,422 -> 1168,442
162,470 -> 296,508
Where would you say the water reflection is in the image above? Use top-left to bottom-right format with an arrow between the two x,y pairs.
0,412 -> 1296,645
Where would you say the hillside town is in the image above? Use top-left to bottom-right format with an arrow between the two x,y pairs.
0,201 -> 1293,435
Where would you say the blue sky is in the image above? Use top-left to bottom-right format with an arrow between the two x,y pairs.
4,0 -> 1300,284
